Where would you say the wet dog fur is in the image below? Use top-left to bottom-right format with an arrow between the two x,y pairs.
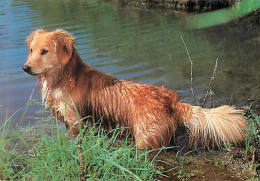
23,29 -> 247,149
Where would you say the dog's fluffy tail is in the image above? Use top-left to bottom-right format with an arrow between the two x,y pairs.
176,103 -> 247,148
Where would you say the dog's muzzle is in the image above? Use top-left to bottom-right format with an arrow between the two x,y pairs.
22,65 -> 31,73
22,65 -> 36,75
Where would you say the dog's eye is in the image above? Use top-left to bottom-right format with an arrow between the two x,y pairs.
30,49 -> 33,53
41,49 -> 49,55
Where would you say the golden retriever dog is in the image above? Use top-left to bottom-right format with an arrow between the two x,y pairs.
23,29 -> 247,149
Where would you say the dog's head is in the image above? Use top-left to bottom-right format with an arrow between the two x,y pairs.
22,29 -> 75,76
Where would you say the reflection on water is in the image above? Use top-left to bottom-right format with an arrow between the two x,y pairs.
0,0 -> 259,126
188,0 -> 260,28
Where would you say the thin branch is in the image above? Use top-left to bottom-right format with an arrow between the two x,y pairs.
248,96 -> 260,111
78,127 -> 87,181
201,58 -> 218,108
210,92 -> 213,108
181,36 -> 199,106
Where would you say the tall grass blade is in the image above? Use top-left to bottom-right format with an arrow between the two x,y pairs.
101,158 -> 142,181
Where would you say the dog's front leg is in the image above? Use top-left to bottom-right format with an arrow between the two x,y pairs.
51,106 -> 65,123
64,112 -> 85,136
51,106 -> 84,136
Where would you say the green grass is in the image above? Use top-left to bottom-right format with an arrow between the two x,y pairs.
246,111 -> 260,151
245,109 -> 260,171
23,124 -> 161,180
1,98 -> 259,180
0,111 -> 24,180
0,105 -> 163,180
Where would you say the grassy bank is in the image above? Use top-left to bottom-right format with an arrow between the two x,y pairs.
0,101 -> 259,180
0,105 -> 165,180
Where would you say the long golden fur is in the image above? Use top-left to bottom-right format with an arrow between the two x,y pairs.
23,29 -> 247,149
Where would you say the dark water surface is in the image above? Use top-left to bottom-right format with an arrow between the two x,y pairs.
0,0 -> 259,126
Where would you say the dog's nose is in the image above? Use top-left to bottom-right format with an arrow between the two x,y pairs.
22,65 -> 31,73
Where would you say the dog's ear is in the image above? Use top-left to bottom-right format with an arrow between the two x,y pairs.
26,29 -> 46,50
53,29 -> 75,65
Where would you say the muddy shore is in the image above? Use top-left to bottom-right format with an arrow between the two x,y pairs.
114,0 -> 242,12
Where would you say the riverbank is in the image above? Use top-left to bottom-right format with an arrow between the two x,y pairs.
139,0 -> 241,11
0,99 -> 259,180
115,0 -> 242,12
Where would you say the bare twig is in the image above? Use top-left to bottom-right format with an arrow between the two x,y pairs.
201,58 -> 218,108
181,36 -> 199,106
250,147 -> 256,171
248,96 -> 260,111
229,93 -> 234,106
78,127 -> 87,181
210,92 -> 213,108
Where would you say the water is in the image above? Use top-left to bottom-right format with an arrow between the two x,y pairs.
0,0 -> 259,126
